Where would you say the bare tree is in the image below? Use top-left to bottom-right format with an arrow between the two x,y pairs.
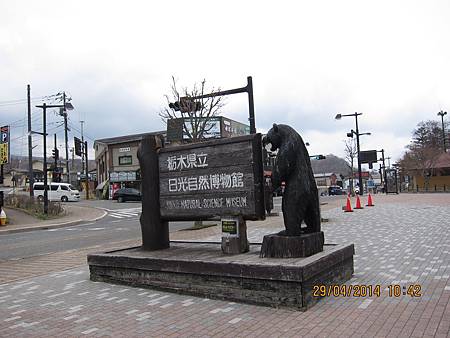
159,76 -> 225,142
344,138 -> 357,194
159,77 -> 225,228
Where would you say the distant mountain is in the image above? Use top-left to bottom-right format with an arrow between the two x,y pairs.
310,154 -> 352,177
4,155 -> 95,172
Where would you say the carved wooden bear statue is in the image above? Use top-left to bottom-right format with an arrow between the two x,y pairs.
263,123 -> 321,236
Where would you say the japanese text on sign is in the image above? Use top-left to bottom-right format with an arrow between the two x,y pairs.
168,172 -> 244,193
165,196 -> 247,210
0,143 -> 8,165
167,153 -> 208,171
0,125 -> 9,165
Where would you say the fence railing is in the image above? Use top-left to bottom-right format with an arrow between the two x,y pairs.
400,184 -> 449,193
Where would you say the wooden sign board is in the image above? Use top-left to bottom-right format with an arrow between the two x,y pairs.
158,134 -> 265,221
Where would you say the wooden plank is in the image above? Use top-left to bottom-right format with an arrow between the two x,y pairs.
160,191 -> 258,220
159,141 -> 253,174
159,134 -> 257,154
159,165 -> 255,196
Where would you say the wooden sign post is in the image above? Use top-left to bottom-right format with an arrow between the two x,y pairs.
138,135 -> 169,250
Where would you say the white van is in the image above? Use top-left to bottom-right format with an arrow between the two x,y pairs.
33,182 -> 80,202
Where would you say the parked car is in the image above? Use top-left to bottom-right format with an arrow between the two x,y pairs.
272,182 -> 286,197
112,188 -> 142,203
33,182 -> 80,202
328,186 -> 345,196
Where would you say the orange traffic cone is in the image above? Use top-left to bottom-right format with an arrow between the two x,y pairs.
366,193 -> 374,207
354,195 -> 364,209
344,196 -> 353,212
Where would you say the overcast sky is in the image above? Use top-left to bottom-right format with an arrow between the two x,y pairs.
1,0 -> 449,168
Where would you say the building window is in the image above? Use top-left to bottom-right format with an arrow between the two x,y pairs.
119,155 -> 132,165
316,179 -> 327,186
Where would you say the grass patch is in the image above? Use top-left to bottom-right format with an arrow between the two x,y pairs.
4,194 -> 66,220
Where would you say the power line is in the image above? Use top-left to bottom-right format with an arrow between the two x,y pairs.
67,121 -> 96,142
0,94 -> 62,106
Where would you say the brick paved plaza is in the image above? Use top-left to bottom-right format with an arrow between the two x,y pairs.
1,194 -> 449,337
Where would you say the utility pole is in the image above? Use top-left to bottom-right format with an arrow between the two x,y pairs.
42,104 -> 49,215
54,134 -> 57,170
437,111 -> 447,152
62,92 -> 70,184
80,120 -> 89,199
80,120 -> 85,177
70,148 -> 74,170
36,102 -> 67,215
27,84 -> 34,197
85,140 -> 89,200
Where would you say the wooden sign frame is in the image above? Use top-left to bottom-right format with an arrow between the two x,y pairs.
158,134 -> 265,221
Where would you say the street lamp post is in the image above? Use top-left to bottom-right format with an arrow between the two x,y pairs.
335,112 -> 370,196
377,149 -> 386,194
437,111 -> 447,152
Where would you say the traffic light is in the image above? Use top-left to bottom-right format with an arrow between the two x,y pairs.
169,100 -> 201,113
169,101 -> 181,111
52,170 -> 61,182
52,148 -> 59,160
74,137 -> 82,156
347,132 -> 354,138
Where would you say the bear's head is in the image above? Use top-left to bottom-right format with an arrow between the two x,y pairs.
263,123 -> 282,152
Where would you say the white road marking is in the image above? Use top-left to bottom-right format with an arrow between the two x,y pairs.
109,214 -> 125,219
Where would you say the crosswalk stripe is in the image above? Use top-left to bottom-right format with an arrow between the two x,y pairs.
107,208 -> 141,219
109,214 -> 125,219
109,212 -> 140,218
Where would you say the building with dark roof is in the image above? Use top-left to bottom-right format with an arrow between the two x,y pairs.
94,131 -> 165,199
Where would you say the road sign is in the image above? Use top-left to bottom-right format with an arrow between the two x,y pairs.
360,150 -> 377,163
0,125 -> 10,165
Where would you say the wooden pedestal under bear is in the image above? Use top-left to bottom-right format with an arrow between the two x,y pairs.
261,124 -> 323,257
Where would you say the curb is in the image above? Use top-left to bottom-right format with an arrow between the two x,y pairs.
0,209 -> 108,235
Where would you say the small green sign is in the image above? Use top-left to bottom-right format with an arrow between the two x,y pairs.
222,219 -> 238,237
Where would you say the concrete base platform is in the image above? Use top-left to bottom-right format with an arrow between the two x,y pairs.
88,242 -> 354,310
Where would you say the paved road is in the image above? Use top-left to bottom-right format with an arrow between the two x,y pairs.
0,201 -> 214,261
0,195 -> 344,261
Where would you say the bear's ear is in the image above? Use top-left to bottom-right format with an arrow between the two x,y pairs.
272,123 -> 278,133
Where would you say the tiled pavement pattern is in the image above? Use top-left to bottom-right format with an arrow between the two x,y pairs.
0,239 -> 139,284
1,194 -> 450,337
